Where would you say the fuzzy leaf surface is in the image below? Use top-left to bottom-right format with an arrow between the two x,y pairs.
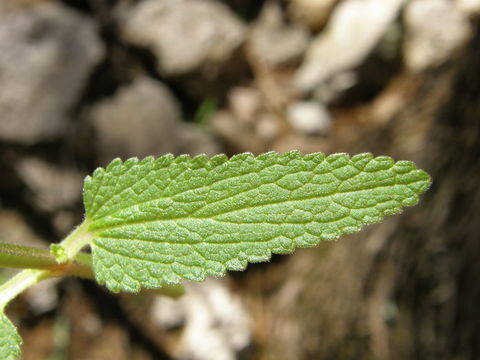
0,313 -> 21,360
83,152 -> 431,292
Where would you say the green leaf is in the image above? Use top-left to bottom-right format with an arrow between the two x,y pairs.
83,152 -> 431,292
0,313 -> 21,360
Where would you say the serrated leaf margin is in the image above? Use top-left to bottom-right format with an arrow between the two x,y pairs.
83,152 -> 431,292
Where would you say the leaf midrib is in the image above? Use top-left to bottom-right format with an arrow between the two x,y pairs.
89,176 -> 419,234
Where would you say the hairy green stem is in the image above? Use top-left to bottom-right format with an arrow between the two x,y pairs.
58,219 -> 93,260
0,243 -> 93,312
0,269 -> 50,311
0,241 -> 93,279
0,241 -> 57,270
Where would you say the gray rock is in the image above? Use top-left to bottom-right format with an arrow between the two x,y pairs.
16,157 -> 83,212
404,0 -> 472,72
249,1 -> 310,67
288,0 -> 339,30
151,279 -> 252,359
457,0 -> 480,17
295,0 -> 405,92
312,71 -> 358,104
120,0 -> 246,76
211,109 -> 266,154
89,77 -> 182,164
0,209 -> 45,248
287,101 -> 332,135
151,296 -> 186,330
177,123 -> 222,158
0,3 -> 104,144
180,279 -> 251,360
228,86 -> 262,125
256,112 -> 280,141
25,278 -> 60,315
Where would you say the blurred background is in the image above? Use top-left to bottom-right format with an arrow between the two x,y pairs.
0,0 -> 479,359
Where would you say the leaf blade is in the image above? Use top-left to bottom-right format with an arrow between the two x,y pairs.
0,313 -> 21,360
84,152 -> 431,292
